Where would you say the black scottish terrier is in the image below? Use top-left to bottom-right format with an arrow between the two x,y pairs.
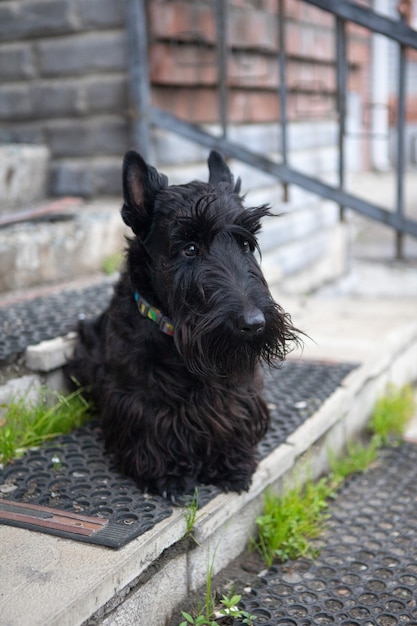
68,150 -> 299,500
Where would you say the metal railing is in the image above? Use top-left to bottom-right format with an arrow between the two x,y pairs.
126,0 -> 417,258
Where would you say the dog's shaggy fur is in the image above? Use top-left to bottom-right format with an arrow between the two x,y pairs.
67,150 -> 299,500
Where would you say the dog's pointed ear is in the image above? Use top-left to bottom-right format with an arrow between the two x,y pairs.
121,150 -> 168,236
208,150 -> 234,186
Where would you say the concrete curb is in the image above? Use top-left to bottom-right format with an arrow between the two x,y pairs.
25,333 -> 77,373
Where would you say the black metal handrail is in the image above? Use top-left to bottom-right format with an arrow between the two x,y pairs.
127,0 -> 417,257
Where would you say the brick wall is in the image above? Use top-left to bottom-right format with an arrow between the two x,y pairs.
0,0 -> 370,198
149,0 -> 341,124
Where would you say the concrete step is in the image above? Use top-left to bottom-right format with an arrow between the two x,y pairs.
0,197 -> 127,294
0,180 -> 344,296
0,282 -> 416,625
0,144 -> 49,215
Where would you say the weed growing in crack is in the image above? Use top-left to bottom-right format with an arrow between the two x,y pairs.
183,488 -> 201,544
370,383 -> 415,445
179,544 -> 216,626
251,477 -> 334,568
328,437 -> 380,482
179,538 -> 256,626
216,594 -> 257,624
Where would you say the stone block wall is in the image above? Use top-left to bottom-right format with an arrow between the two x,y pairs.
0,0 -> 129,197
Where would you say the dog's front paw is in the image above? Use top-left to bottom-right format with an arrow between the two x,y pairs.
215,476 -> 253,494
154,475 -> 198,505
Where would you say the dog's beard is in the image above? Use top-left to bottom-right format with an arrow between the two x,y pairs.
173,302 -> 300,380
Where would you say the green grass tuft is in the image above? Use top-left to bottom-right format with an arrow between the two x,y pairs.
102,252 -> 123,275
252,477 -> 334,568
369,383 -> 415,445
183,488 -> 202,545
329,438 -> 380,483
0,387 -> 92,464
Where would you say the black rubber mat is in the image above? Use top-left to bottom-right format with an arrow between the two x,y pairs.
239,442 -> 417,625
0,280 -> 115,363
0,360 -> 356,548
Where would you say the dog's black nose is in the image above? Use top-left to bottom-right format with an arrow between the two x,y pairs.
237,309 -> 265,335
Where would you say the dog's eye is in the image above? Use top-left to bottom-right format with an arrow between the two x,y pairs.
241,240 -> 252,254
183,243 -> 199,257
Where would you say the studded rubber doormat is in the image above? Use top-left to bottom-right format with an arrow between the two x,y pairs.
0,279 -> 115,363
238,442 -> 417,625
0,360 -> 356,548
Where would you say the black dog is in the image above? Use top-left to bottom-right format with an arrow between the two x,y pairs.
68,150 -> 299,500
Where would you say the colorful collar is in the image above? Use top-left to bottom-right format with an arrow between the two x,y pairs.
134,292 -> 174,336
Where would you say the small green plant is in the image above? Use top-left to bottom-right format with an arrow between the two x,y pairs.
102,252 -> 123,275
183,488 -> 201,543
180,593 -> 256,626
217,594 -> 256,624
0,387 -> 92,464
370,384 -> 415,445
252,477 -> 334,568
329,438 -> 380,484
179,612 -> 217,626
179,548 -> 217,626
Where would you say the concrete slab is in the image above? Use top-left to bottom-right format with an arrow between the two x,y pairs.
277,294 -> 417,365
0,200 -> 127,293
0,144 -> 49,213
0,510 -> 186,626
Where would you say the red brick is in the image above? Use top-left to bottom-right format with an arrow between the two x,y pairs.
287,59 -> 336,93
150,43 -> 217,86
228,7 -> 278,51
288,91 -> 337,121
152,86 -> 283,124
149,2 -> 216,44
285,22 -> 302,56
407,48 -> 417,62
286,22 -> 334,62
389,94 -> 417,123
262,0 -> 278,13
347,38 -> 371,66
348,67 -> 365,93
301,4 -> 333,28
286,0 -> 332,27
150,43 -> 280,91
152,87 -> 219,123
285,0 -> 304,21
229,90 -> 280,123
229,52 -> 278,89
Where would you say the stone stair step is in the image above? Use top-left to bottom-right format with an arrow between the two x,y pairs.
0,144 -> 49,214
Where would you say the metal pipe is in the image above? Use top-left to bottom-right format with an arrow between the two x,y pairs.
278,0 -> 289,202
371,0 -> 391,171
336,15 -> 347,221
125,0 -> 152,161
395,41 -> 407,258
215,0 -> 228,140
